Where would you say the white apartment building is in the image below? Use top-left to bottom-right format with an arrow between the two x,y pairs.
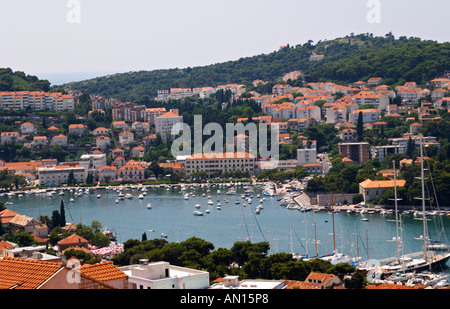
326,105 -> 347,124
79,153 -> 107,177
351,91 -> 389,111
371,145 -> 407,162
140,107 -> 166,126
155,110 -> 183,141
119,260 -> 210,289
184,152 -> 256,177
297,140 -> 317,166
37,165 -> 86,185
0,91 -> 74,111
169,88 -> 192,100
348,109 -> 380,124
296,105 -> 321,122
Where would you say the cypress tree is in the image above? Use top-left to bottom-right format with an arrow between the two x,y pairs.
60,200 -> 66,227
356,112 -> 363,141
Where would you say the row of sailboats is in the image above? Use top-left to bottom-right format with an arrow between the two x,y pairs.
357,134 -> 450,278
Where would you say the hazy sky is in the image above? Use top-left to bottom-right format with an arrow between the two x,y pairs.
1,0 -> 449,84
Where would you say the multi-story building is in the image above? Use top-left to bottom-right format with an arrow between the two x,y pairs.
117,162 -> 146,181
272,84 -> 293,96
371,145 -> 407,162
184,152 -> 256,177
351,91 -> 389,111
96,135 -> 111,150
326,105 -> 347,124
68,124 -> 85,136
119,259 -> 210,289
0,91 -> 74,111
157,90 -> 169,101
296,105 -> 321,122
139,107 -> 166,126
79,153 -> 107,178
32,136 -> 48,147
118,131 -> 134,146
98,165 -> 117,182
0,132 -> 20,144
348,109 -> 380,124
359,179 -> 406,203
37,165 -> 86,185
338,128 -> 358,142
51,134 -> 68,147
297,140 -> 317,166
155,110 -> 183,141
20,122 -> 36,135
338,142 -> 370,163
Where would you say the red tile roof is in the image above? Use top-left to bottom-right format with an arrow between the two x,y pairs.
0,257 -> 63,289
80,262 -> 128,282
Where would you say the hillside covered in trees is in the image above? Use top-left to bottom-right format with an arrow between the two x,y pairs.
62,33 -> 450,101
0,68 -> 51,92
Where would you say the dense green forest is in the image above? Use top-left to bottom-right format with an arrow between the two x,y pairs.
0,68 -> 51,92
62,33 -> 450,101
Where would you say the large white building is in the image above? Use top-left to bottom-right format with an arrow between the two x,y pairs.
348,109 -> 380,124
184,152 -> 256,177
119,260 -> 210,289
37,165 -> 86,185
79,153 -> 107,178
297,140 -> 317,166
155,110 -> 183,141
0,91 -> 74,111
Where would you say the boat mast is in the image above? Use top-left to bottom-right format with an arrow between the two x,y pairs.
331,192 -> 336,253
419,134 -> 430,260
389,160 -> 401,264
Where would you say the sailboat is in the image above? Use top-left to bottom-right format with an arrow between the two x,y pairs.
358,135 -> 450,277
319,193 -> 360,266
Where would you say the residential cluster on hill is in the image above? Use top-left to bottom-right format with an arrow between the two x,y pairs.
0,71 -> 449,194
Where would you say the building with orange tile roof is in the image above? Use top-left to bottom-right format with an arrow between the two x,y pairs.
0,257 -> 124,289
304,272 -> 343,289
155,109 -> 183,141
80,261 -> 129,289
359,179 -> 406,203
0,208 -> 20,224
117,162 -> 146,181
68,124 -> 85,136
51,134 -> 68,146
57,234 -> 90,252
184,152 -> 256,177
0,91 -> 74,111
20,122 -> 36,134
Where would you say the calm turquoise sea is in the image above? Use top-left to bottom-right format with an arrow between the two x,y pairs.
3,184 -> 450,272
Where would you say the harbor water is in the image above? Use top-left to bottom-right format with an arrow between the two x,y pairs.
3,184 -> 450,274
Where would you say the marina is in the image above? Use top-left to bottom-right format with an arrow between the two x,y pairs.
1,183 -> 448,271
